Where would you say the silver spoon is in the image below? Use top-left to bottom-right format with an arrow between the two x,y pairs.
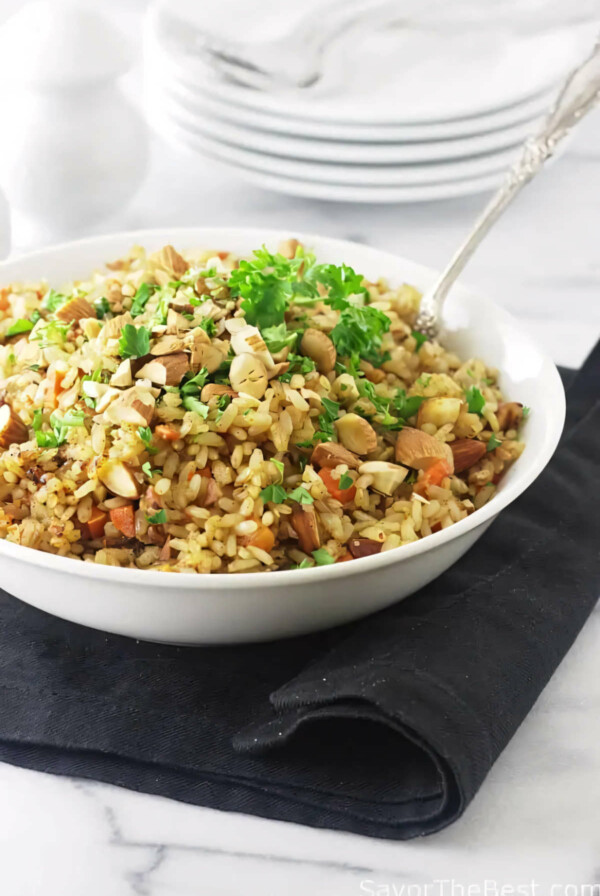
414,35 -> 600,339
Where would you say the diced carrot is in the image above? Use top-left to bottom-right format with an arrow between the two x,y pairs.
318,468 -> 357,504
154,424 -> 180,442
421,458 -> 452,489
45,369 -> 66,410
83,506 -> 109,539
109,504 -> 136,538
0,288 -> 10,312
336,551 -> 353,563
239,524 -> 275,553
216,251 -> 229,260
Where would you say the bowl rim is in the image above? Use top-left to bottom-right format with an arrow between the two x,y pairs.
0,226 -> 566,591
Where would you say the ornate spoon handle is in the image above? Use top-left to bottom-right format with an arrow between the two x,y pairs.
415,35 -> 600,337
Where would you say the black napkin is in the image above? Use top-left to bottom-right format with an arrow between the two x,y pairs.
0,344 -> 598,840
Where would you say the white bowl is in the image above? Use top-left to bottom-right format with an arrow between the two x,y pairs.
0,228 -> 565,644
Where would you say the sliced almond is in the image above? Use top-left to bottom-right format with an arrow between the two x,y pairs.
154,244 -> 188,278
165,309 -> 192,334
200,383 -> 238,403
496,402 -> 524,432
97,459 -> 142,499
151,334 -> 189,355
130,399 -> 154,426
359,360 -> 386,384
0,404 -> 28,448
358,460 -> 408,495
278,238 -> 300,259
135,353 -> 189,386
348,538 -> 382,559
187,335 -> 224,374
416,396 -> 462,429
335,413 -> 378,456
110,359 -> 133,388
291,503 -> 320,553
394,427 -> 454,472
230,324 -> 274,368
55,296 -> 96,322
267,361 -> 290,380
300,328 -> 336,374
310,441 -> 360,470
229,354 -> 268,399
450,438 -> 487,473
101,311 -> 133,340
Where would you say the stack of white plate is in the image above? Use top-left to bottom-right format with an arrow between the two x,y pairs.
143,2 -> 592,203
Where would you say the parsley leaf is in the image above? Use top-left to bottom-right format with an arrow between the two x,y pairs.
199,318 -> 217,338
312,548 -> 335,565
329,304 -> 390,366
287,486 -> 314,504
182,396 -> 209,418
42,288 -> 68,313
141,461 -> 161,477
6,318 -> 34,337
95,297 -> 111,319
392,390 -> 426,423
307,263 -> 368,309
278,353 -> 316,383
215,394 -> 232,423
271,459 -> 284,483
118,324 -> 150,359
138,426 -> 157,455
228,247 -> 301,328
338,472 -> 353,490
262,322 -> 299,354
522,406 -> 531,418
294,558 -> 313,569
487,433 -> 502,452
147,509 -> 167,525
31,320 -> 71,348
180,367 -> 209,397
313,396 -> 339,443
412,330 -> 427,350
260,483 -> 288,504
130,282 -> 157,317
465,386 -> 485,415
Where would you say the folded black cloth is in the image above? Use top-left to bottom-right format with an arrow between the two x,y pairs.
0,345 -> 598,840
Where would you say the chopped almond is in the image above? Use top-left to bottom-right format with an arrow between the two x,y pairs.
55,296 -> 96,322
200,383 -> 237,403
348,538 -> 382,559
44,368 -> 66,410
310,441 -> 361,470
150,334 -> 188,356
278,238 -> 300,259
110,359 -> 133,388
300,328 -> 336,374
450,438 -> 487,473
97,459 -> 142,499
130,399 -> 154,425
0,404 -> 28,448
359,361 -> 386,384
203,477 -> 221,507
496,402 -> 524,432
135,353 -> 189,386
267,361 -> 290,380
395,427 -> 454,472
291,503 -> 320,553
335,414 -> 378,455
155,244 -> 188,278
159,536 -> 172,562
101,311 -> 133,340
189,341 -> 225,374
358,460 -> 408,495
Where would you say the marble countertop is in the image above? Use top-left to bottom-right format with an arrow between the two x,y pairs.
1,71 -> 599,895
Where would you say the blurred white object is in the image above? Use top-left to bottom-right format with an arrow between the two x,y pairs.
0,186 -> 10,260
0,2 -> 149,242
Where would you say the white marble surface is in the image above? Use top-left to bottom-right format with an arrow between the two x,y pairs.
1,7 -> 600,889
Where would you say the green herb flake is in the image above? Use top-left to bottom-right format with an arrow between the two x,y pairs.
31,320 -> 72,348
180,367 -> 209,397
487,433 -> 502,452
312,548 -> 335,566
294,558 -> 313,569
182,396 -> 210,418
147,509 -> 167,525
137,426 -> 158,455
141,461 -> 161,477
130,282 -> 157,317
522,406 -> 531,418
6,318 -> 34,337
260,483 -> 288,504
118,324 -> 151,359
42,288 -> 69,313
465,386 -> 485,416
262,322 -> 298,354
271,459 -> 284,483
95,297 -> 111,319
287,486 -> 314,505
411,330 -> 427,350
338,472 -> 353,490
198,318 -> 217,338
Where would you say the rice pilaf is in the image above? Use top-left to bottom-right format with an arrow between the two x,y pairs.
0,240 -> 526,573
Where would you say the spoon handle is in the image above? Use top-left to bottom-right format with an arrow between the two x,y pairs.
415,35 -> 600,337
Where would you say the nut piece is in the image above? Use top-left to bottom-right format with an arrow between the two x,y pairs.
358,460 -> 408,495
408,372 -> 464,399
416,397 -> 462,429
267,361 -> 290,380
332,373 -> 359,405
229,353 -> 268,399
200,383 -> 238,403
101,311 -> 133,340
155,244 -> 188,278
110,359 -> 133,388
278,238 -> 300,259
310,441 -> 361,470
55,296 -> 96,322
359,360 -> 386,384
0,404 -> 28,448
335,413 -> 378,456
130,399 -> 154,426
300,328 -> 336,374
348,538 -> 382,559
98,459 -> 142,499
496,402 -> 524,432
394,427 -> 454,472
151,334 -> 188,355
450,438 -> 487,473
454,403 -> 484,439
230,324 -> 274,368
291,503 -> 321,553
135,353 -> 189,386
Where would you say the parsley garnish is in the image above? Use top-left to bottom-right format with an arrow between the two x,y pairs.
260,483 -> 288,504
522,406 -> 531,418
294,558 -> 313,569
95,297 -> 110,319
141,461 -> 161,477
147,509 -> 167,525
118,324 -> 150,359
215,394 -> 231,423
338,472 -> 353,490
199,318 -> 217,338
31,320 -> 72,348
6,318 -> 34,337
286,486 -> 314,504
329,304 -> 390,367
271,459 -> 284,483
180,368 -> 209,397
279,353 -> 316,383
130,282 -> 157,317
42,289 -> 68,313
182,396 -> 209,418
465,386 -> 485,415
228,247 -> 301,328
312,548 -> 335,565
33,408 -> 85,448
262,322 -> 299,354
138,426 -> 157,455
411,330 -> 427,350
487,433 -> 502,452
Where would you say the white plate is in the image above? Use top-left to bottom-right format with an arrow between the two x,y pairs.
156,59 -> 557,142
146,8 -> 586,125
150,102 -> 520,187
0,228 -> 565,643
148,75 -> 543,165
